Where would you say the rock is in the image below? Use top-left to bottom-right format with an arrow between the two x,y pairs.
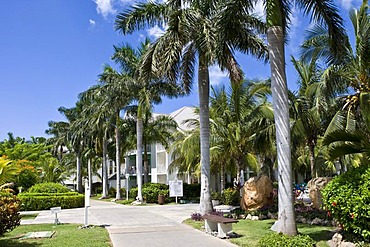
246,214 -> 252,220
329,233 -> 356,247
308,177 -> 332,209
251,216 -> 259,221
311,217 -> 323,225
258,214 -> 267,220
241,175 -> 274,211
267,212 -> 275,219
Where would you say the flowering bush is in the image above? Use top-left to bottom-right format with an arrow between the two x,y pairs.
322,165 -> 370,241
0,193 -> 21,236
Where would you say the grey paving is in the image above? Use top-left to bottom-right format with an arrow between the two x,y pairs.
21,200 -> 238,247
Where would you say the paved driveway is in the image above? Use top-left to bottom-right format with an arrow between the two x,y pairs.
22,200 -> 238,247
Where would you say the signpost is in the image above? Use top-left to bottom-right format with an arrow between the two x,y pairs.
125,174 -> 129,201
84,179 -> 90,227
169,179 -> 183,204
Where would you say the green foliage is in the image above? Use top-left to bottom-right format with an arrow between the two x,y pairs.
15,160 -> 39,190
0,194 -> 21,236
222,187 -> 240,206
258,233 -> 316,247
0,157 -> 19,185
28,182 -> 70,193
18,192 -> 84,210
183,183 -> 201,200
129,183 -> 169,203
108,187 -> 127,197
322,165 -> 370,241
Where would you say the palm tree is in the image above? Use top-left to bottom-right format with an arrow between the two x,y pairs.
110,41 -> 180,202
115,0 -> 266,214
290,56 -> 331,178
301,0 -> 370,169
142,113 -> 177,183
260,0 -> 346,235
210,81 -> 274,185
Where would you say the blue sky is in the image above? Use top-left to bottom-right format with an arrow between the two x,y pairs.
0,0 -> 362,141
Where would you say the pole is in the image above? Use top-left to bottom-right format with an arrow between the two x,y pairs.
84,179 -> 90,227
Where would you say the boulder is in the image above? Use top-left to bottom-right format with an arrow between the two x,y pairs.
241,175 -> 273,211
308,177 -> 332,209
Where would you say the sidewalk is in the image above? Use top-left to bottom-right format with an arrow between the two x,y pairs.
21,200 -> 238,247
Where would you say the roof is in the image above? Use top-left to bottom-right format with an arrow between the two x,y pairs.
154,106 -> 197,131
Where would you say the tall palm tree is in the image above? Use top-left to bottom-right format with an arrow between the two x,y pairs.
115,0 -> 266,214
260,0 -> 346,235
111,40 -> 180,202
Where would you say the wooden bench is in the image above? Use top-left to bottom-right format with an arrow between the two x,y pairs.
202,214 -> 238,238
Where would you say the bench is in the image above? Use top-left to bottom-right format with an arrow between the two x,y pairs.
202,214 -> 238,238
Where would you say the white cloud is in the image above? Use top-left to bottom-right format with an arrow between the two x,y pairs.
147,25 -> 166,39
253,1 -> 265,19
89,19 -> 96,29
93,0 -> 116,18
340,0 -> 354,10
209,66 -> 228,86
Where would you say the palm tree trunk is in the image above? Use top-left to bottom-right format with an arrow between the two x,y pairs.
198,56 -> 213,215
115,120 -> 122,200
308,142 -> 316,178
102,133 -> 108,198
220,164 -> 225,192
267,26 -> 297,236
143,141 -> 149,184
76,155 -> 82,193
136,117 -> 144,202
88,158 -> 92,196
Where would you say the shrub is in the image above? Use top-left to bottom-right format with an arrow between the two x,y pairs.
183,183 -> 201,200
129,183 -> 169,203
191,212 -> 203,221
0,194 -> 21,236
108,187 -> 127,198
28,182 -> 69,193
322,165 -> 370,241
18,192 -> 84,211
258,233 -> 315,247
222,187 -> 240,206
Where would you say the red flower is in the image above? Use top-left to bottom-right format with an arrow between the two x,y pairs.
350,213 -> 355,219
332,202 -> 337,207
327,211 -> 331,217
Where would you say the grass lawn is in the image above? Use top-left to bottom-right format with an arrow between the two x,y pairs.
21,214 -> 39,220
0,224 -> 111,247
183,219 -> 336,247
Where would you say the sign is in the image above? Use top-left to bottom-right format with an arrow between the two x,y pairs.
50,207 -> 61,214
169,180 -> 183,197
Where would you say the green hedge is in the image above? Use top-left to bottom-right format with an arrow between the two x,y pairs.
18,192 -> 84,211
129,183 -> 170,203
258,233 -> 315,247
28,182 -> 70,193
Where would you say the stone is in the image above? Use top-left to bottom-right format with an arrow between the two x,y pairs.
251,216 -> 259,221
329,233 -> 356,247
308,177 -> 332,209
241,175 -> 274,211
310,218 -> 321,225
246,214 -> 252,220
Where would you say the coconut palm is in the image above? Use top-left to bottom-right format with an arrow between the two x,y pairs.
115,0 -> 266,214
258,0 -> 346,235
210,80 -> 274,185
